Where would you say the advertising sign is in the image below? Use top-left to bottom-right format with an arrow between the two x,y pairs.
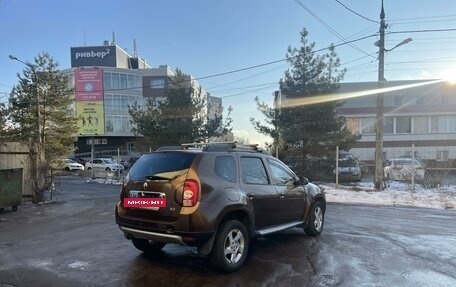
75,68 -> 105,135
75,69 -> 103,101
76,102 -> 105,135
71,46 -> 116,67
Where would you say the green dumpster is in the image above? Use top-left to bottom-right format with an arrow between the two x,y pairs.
0,169 -> 23,211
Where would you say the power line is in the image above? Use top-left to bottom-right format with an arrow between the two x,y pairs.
389,14 -> 456,22
293,0 -> 375,58
387,28 -> 456,34
333,0 -> 378,23
73,33 -> 378,94
389,18 -> 456,26
220,84 -> 278,99
211,82 -> 279,94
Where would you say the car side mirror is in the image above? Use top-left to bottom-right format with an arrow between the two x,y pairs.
297,177 -> 309,185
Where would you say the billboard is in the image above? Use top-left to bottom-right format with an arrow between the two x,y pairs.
75,69 -> 105,135
76,102 -> 105,135
71,46 -> 116,68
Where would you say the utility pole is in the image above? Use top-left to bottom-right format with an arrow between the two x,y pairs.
374,0 -> 386,190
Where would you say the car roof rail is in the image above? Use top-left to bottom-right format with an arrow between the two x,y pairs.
156,142 -> 270,154
156,145 -> 186,151
201,142 -> 270,154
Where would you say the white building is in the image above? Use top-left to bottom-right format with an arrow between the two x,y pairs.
338,80 -> 456,163
65,41 -> 223,155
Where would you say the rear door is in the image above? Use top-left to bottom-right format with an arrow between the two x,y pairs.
123,152 -> 197,222
238,156 -> 279,228
267,158 -> 306,224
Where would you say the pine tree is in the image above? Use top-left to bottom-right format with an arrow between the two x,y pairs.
7,52 -> 77,201
129,69 -> 232,150
251,28 -> 359,179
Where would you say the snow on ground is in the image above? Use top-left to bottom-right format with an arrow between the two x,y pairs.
322,181 -> 456,210
86,177 -> 456,210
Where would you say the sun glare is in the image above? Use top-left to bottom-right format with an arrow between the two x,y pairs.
441,69 -> 456,84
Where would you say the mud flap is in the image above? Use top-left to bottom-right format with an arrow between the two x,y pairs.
198,234 -> 216,255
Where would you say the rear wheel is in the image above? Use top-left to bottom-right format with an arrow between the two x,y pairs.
304,201 -> 324,236
210,220 -> 249,273
131,238 -> 166,254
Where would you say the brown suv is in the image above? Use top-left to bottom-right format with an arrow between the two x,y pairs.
115,143 -> 326,272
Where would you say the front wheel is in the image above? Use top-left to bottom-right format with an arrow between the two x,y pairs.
210,220 -> 249,273
131,238 -> 166,254
304,201 -> 324,236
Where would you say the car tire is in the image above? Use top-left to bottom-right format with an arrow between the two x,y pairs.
105,167 -> 111,171
87,167 -> 92,171
304,201 -> 324,236
131,238 -> 166,254
210,220 -> 249,273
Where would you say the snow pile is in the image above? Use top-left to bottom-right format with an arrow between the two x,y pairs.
86,178 -> 122,185
322,181 -> 456,210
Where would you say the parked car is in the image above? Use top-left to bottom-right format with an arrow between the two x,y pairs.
85,158 -> 124,172
68,156 -> 86,166
384,158 -> 425,181
334,153 -> 362,182
398,155 -> 425,167
116,143 -> 326,272
125,156 -> 141,169
63,159 -> 85,171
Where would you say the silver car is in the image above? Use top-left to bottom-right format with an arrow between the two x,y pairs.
384,158 -> 425,181
85,158 -> 124,172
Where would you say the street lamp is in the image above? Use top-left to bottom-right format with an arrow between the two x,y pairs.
374,1 -> 412,190
9,55 -> 41,145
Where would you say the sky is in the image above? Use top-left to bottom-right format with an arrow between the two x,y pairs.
2,0 -> 456,144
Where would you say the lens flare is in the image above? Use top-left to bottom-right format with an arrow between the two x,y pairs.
279,79 -> 444,109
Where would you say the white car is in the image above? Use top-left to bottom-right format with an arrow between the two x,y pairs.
61,159 -> 85,171
85,158 -> 124,172
384,158 -> 425,181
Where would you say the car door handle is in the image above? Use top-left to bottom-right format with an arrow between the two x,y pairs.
247,193 -> 255,199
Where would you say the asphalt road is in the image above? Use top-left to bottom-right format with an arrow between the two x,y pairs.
1,176 -> 455,287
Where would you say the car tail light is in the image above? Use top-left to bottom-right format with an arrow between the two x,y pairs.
120,179 -> 126,203
183,179 -> 199,207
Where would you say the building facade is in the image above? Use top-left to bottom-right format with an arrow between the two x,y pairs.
65,41 -> 222,156
338,80 -> 456,163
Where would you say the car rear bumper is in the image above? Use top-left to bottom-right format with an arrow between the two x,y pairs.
115,204 -> 215,247
119,226 -> 188,245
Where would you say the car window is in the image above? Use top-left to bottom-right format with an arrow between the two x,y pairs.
214,156 -> 237,183
129,152 -> 196,181
93,159 -> 102,164
395,159 -> 421,166
240,157 -> 269,185
339,157 -> 358,167
267,159 -> 296,186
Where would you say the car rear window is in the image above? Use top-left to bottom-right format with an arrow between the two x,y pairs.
128,152 -> 196,181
